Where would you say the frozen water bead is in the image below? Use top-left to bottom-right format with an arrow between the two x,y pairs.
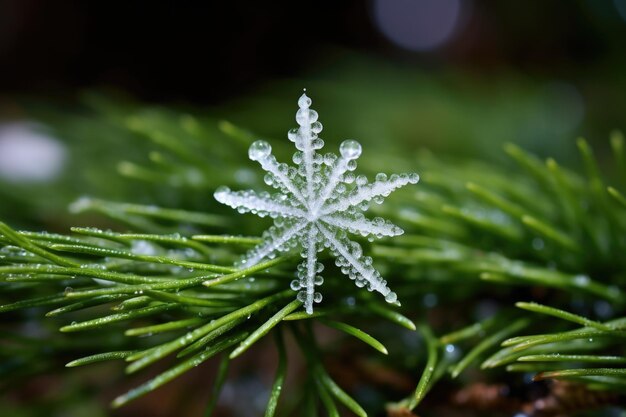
311,121 -> 323,133
384,292 -> 398,303
340,140 -> 362,160
298,93 -> 311,108
296,108 -> 319,126
249,140 -> 272,161
214,185 -> 230,198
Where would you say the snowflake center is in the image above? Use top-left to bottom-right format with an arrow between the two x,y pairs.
306,205 -> 321,222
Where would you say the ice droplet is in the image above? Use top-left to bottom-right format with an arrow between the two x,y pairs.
384,291 -> 398,303
298,93 -> 311,108
248,140 -> 272,161
340,140 -> 362,160
311,121 -> 323,133
214,186 -> 230,202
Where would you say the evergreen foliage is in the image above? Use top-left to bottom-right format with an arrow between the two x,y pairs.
0,94 -> 624,416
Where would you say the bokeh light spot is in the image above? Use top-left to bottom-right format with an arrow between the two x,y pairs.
372,0 -> 463,52
0,122 -> 67,183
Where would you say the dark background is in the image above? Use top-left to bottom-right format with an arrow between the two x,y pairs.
2,0 -> 625,104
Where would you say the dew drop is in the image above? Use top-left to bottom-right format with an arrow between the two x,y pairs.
340,140 -> 362,160
323,153 -> 336,166
296,109 -> 318,125
344,173 -> 355,183
385,291 -> 398,303
287,128 -> 299,142
312,138 -> 324,149
214,185 -> 230,198
298,94 -> 311,108
311,121 -> 323,133
248,140 -> 272,161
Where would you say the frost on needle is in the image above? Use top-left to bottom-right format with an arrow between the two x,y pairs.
215,92 -> 419,314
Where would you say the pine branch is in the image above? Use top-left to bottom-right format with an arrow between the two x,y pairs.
1,92 -> 624,416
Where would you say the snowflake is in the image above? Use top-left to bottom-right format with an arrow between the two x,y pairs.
215,92 -> 419,314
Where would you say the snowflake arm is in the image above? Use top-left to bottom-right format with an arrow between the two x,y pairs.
321,214 -> 404,239
248,141 -> 308,205
214,187 -> 306,219
241,220 -> 308,267
214,92 -> 418,313
321,173 -> 419,216
294,94 -> 320,202
292,226 -> 323,314
310,143 -> 358,214
316,223 -> 397,303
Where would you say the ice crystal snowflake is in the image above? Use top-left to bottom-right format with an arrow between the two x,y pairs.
215,93 -> 419,313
